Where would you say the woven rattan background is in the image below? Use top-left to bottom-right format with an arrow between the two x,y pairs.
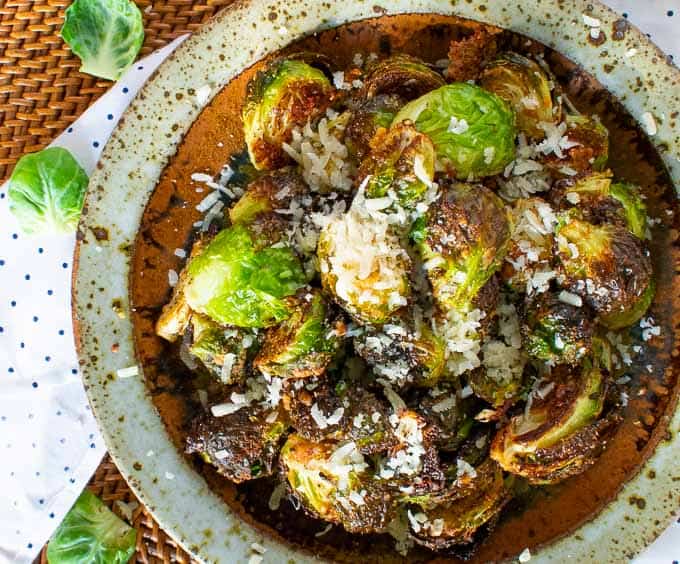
0,0 -> 235,182
4,1 -> 239,560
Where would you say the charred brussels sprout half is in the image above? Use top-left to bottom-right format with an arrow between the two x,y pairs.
555,214 -> 654,329
490,363 -> 618,484
188,315 -> 257,385
280,435 -> 398,533
361,54 -> 445,101
393,83 -> 516,179
359,122 -> 436,211
186,408 -> 288,483
183,224 -> 307,328
480,52 -> 558,139
344,94 -> 405,159
541,114 -> 609,175
318,206 -> 411,324
412,183 -> 511,312
254,290 -> 343,378
243,58 -> 335,170
522,292 -> 594,366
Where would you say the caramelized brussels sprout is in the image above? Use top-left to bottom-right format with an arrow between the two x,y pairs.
609,182 -> 648,239
393,83 -> 516,179
353,317 -> 446,387
183,224 -> 307,328
254,289 -> 343,378
243,58 -> 335,170
188,315 -> 257,385
345,94 -> 405,159
318,206 -> 411,324
411,182 -> 511,312
186,408 -> 287,482
555,214 -> 654,329
490,363 -> 616,484
540,114 -> 609,175
408,459 -> 509,549
361,54 -> 445,101
280,435 -> 398,533
480,52 -> 558,139
417,387 -> 476,451
522,291 -> 594,366
229,167 -> 308,226
359,122 -> 436,212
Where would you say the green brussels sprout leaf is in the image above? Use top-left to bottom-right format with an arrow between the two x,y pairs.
8,147 -> 89,235
61,0 -> 144,81
47,490 -> 136,564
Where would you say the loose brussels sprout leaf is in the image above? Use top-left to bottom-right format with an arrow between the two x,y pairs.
490,362 -> 612,484
609,182 -> 648,239
480,52 -> 557,139
408,459 -> 509,549
318,205 -> 411,324
522,291 -> 594,366
345,94 -> 405,159
47,490 -> 136,564
8,147 -> 88,235
555,214 -> 654,329
393,83 -> 516,179
186,408 -> 287,482
255,289 -> 343,378
413,182 -> 511,312
61,0 -> 144,81
243,58 -> 335,170
189,315 -> 256,385
184,224 -> 307,327
360,122 -> 436,211
229,168 -> 308,226
361,54 -> 446,101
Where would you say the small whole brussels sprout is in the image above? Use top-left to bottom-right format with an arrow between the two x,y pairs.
361,54 -> 446,101
412,182 -> 511,312
555,213 -> 654,329
61,0 -> 144,81
490,362 -> 618,484
359,122 -> 436,212
392,83 -> 516,179
480,52 -> 559,139
183,224 -> 307,328
318,205 -> 411,324
243,58 -> 335,170
344,94 -> 406,160
8,146 -> 88,235
522,291 -> 594,366
254,289 -> 343,378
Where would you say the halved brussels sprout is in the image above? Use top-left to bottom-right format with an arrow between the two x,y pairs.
393,83 -> 516,179
189,315 -> 257,385
318,206 -> 411,324
408,459 -> 509,549
417,386 -> 476,451
353,315 -> 446,387
412,182 -> 511,312
183,224 -> 307,328
280,435 -> 398,533
229,167 -> 308,226
555,214 -> 654,329
243,58 -> 335,170
359,122 -> 436,212
522,291 -> 594,366
254,289 -> 343,378
361,54 -> 445,101
490,362 -> 616,484
345,94 -> 405,159
186,407 -> 288,483
609,182 -> 648,239
480,52 -> 558,139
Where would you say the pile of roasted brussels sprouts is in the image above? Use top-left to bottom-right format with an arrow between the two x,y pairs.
156,43 -> 656,553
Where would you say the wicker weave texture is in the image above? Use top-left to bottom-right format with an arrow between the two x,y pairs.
0,0 -> 234,182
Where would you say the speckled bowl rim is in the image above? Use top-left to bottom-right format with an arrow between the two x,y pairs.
73,1 -> 680,562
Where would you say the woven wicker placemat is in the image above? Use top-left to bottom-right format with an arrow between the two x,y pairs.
0,0 -> 234,183
2,0 -> 238,561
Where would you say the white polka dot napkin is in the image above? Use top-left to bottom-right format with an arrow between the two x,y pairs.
0,2 -> 677,563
